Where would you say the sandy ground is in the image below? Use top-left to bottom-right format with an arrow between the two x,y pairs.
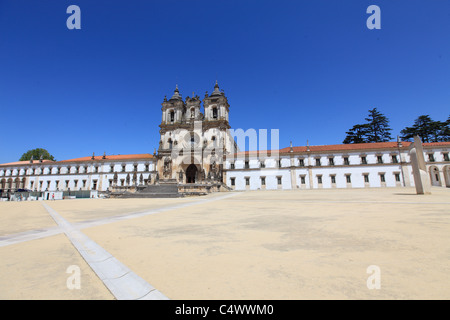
1,187 -> 449,299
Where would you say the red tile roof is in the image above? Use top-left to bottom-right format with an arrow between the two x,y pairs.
233,141 -> 450,156
0,154 -> 154,166
0,160 -> 54,167
58,154 -> 154,163
279,141 -> 409,153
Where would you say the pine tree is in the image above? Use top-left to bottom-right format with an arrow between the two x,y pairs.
400,115 -> 448,142
343,124 -> 369,144
343,108 -> 392,144
364,108 -> 392,143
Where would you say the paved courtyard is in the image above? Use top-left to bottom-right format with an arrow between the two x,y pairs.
1,187 -> 449,300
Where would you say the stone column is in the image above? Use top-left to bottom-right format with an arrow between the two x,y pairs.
410,136 -> 431,194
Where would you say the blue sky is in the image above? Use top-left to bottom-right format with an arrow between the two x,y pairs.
0,0 -> 449,163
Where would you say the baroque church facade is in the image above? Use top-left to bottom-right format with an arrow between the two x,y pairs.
155,82 -> 235,187
1,82 -> 450,199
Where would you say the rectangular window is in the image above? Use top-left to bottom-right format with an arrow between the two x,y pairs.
93,180 -> 98,190
82,180 -> 86,187
230,163 -> 235,169
94,166 -> 99,173
122,165 -> 126,172
395,173 -> 401,182
392,155 -> 398,163
145,164 -> 150,172
344,157 -> 350,165
361,156 -> 367,164
377,156 -> 383,164
110,165 -> 114,173
317,175 -> 322,184
299,158 -> 304,167
443,153 -> 450,162
245,161 -> 249,169
331,175 -> 336,184
260,161 -> 265,168
65,180 -> 69,188
245,177 -> 250,186
278,159 -> 282,168
428,154 -> 435,162
380,174 -> 385,182
300,176 -> 306,184
364,174 -> 369,183
346,175 -> 351,183
74,180 -> 78,188
328,158 -> 334,166
230,178 -> 235,186
134,165 -> 138,172
277,176 -> 282,185
261,177 -> 266,185
315,158 -> 321,166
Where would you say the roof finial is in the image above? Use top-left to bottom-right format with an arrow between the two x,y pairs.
397,135 -> 403,147
211,80 -> 222,96
170,84 -> 182,100
290,141 -> 293,152
306,140 -> 310,152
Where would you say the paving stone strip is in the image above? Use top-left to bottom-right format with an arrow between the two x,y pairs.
40,201 -> 169,300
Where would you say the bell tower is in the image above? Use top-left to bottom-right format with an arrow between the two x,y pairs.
203,81 -> 230,126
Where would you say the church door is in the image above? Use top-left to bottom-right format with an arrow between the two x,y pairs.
186,164 -> 197,184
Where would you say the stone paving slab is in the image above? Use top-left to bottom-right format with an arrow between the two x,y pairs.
0,201 -> 57,235
0,233 -> 114,300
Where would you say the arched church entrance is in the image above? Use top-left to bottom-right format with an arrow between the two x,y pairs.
186,164 -> 198,184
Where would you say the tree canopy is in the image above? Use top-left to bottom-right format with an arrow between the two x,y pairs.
19,148 -> 56,161
343,108 -> 392,144
400,115 -> 450,142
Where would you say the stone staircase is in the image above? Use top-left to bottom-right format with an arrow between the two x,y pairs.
110,181 -> 181,198
110,179 -> 231,198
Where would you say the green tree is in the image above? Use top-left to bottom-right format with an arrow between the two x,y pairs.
343,108 -> 392,144
440,115 -> 450,141
364,108 -> 392,143
343,124 -> 369,144
400,115 -> 448,142
19,148 -> 55,161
